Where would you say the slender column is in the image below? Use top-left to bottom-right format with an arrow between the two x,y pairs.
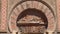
48,32 -> 53,34
12,30 -> 21,34
18,31 -> 21,34
12,30 -> 17,34
44,32 -> 46,34
47,30 -> 53,34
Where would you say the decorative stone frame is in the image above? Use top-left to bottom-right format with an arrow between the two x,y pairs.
8,0 -> 56,34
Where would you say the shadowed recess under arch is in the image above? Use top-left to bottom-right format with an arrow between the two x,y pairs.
16,8 -> 48,29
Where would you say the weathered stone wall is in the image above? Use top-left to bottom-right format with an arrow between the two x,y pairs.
57,0 -> 60,32
8,0 -> 56,16
0,0 -> 59,33
0,0 -> 7,32
8,0 -> 56,32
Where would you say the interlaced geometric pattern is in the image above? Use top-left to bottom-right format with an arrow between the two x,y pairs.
0,0 -> 7,32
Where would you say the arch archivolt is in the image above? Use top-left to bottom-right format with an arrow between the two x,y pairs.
9,1 -> 56,33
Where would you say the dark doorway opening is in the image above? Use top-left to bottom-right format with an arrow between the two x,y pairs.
16,8 -> 48,34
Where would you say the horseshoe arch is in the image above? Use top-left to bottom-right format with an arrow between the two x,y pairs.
8,0 -> 56,33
